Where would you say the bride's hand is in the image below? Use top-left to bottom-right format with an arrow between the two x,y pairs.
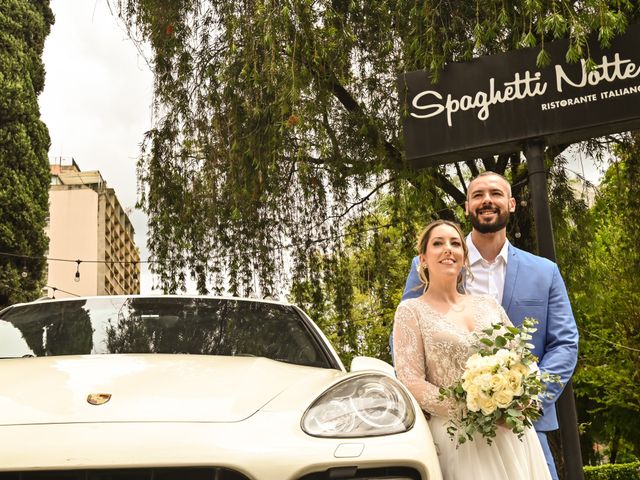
496,416 -> 512,430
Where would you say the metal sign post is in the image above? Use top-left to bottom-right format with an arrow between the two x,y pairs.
525,140 -> 584,480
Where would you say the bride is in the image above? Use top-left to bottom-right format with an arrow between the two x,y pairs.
393,220 -> 551,480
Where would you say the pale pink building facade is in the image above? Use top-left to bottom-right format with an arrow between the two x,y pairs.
45,159 -> 140,298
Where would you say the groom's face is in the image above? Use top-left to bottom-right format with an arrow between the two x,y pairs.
465,174 -> 516,234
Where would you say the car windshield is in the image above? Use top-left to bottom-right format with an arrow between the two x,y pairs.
0,297 -> 335,368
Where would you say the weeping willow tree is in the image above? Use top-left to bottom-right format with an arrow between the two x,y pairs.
109,0 -> 635,295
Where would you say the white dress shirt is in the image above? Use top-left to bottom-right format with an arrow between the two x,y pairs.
465,235 -> 510,304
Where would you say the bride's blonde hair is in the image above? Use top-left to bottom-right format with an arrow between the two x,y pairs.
416,220 -> 470,292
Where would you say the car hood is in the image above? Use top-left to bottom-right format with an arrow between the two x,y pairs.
0,354 -> 343,425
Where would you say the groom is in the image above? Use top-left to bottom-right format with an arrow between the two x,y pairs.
400,171 -> 578,480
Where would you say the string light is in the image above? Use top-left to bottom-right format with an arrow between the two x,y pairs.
74,260 -> 81,283
0,169 -> 571,280
43,285 -> 80,298
0,251 -> 147,284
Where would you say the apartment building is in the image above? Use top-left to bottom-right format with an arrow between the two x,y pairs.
46,158 -> 140,298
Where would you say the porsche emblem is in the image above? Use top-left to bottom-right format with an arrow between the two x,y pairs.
87,393 -> 112,405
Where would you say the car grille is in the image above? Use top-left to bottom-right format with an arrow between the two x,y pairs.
0,468 -> 249,480
0,466 -> 421,480
298,466 -> 421,480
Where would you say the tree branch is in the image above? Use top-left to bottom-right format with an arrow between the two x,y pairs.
465,159 -> 480,177
495,153 -> 511,174
481,155 -> 496,171
454,162 -> 467,196
547,143 -> 570,161
433,170 -> 466,205
325,72 -> 404,171
337,177 -> 397,219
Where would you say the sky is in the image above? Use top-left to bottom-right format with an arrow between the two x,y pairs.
38,0 -> 156,293
37,1 -> 606,295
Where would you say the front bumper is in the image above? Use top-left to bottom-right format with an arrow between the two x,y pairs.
0,411 -> 442,480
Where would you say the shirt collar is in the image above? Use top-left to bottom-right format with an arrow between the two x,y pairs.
466,234 -> 510,265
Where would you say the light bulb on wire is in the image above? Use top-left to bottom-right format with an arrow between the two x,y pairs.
74,260 -> 81,283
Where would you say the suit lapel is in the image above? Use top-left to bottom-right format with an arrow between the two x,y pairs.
502,244 -> 519,312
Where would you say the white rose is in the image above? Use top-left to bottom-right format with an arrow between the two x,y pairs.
489,372 -> 509,392
512,363 -> 530,377
495,349 -> 512,363
466,384 -> 481,412
507,370 -> 524,396
474,373 -> 493,392
461,368 -> 478,386
477,394 -> 498,415
494,388 -> 515,408
465,355 -> 488,373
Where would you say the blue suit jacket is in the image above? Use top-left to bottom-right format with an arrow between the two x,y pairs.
401,244 -> 579,431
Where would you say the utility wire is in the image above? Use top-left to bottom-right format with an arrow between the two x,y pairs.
0,164 -> 599,268
580,326 -> 640,353
0,251 -> 150,265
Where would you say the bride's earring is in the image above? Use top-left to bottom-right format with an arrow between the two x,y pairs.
420,264 -> 429,292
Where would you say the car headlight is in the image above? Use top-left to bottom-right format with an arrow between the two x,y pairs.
301,374 -> 415,437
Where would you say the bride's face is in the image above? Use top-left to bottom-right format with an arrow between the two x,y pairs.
420,224 -> 465,280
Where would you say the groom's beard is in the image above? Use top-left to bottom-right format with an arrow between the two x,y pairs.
469,206 -> 510,234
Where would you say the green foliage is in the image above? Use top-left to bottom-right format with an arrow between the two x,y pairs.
110,0 -> 636,295
568,133 -> 640,464
406,0 -> 635,77
289,183 -> 433,366
0,0 -> 54,308
584,462 -> 640,480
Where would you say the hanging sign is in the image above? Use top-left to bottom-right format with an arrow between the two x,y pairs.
399,24 -> 640,168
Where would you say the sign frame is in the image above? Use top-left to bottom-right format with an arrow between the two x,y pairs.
399,24 -> 640,168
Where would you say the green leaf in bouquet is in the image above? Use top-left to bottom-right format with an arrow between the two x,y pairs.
522,318 -> 539,332
495,336 -> 507,347
506,326 -> 520,335
482,328 -> 495,336
482,423 -> 496,437
480,338 -> 494,346
513,419 -> 525,433
507,408 -> 522,417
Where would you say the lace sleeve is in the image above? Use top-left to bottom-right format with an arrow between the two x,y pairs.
393,303 -> 453,418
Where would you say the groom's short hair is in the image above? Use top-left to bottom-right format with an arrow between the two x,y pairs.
467,171 -> 512,199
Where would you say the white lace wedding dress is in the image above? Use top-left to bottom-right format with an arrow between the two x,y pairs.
393,294 -> 551,480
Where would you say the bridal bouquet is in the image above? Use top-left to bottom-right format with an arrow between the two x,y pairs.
440,318 -> 561,445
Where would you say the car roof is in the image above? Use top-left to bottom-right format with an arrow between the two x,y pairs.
8,294 -> 294,308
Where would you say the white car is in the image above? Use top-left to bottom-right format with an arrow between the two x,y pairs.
0,295 -> 442,480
